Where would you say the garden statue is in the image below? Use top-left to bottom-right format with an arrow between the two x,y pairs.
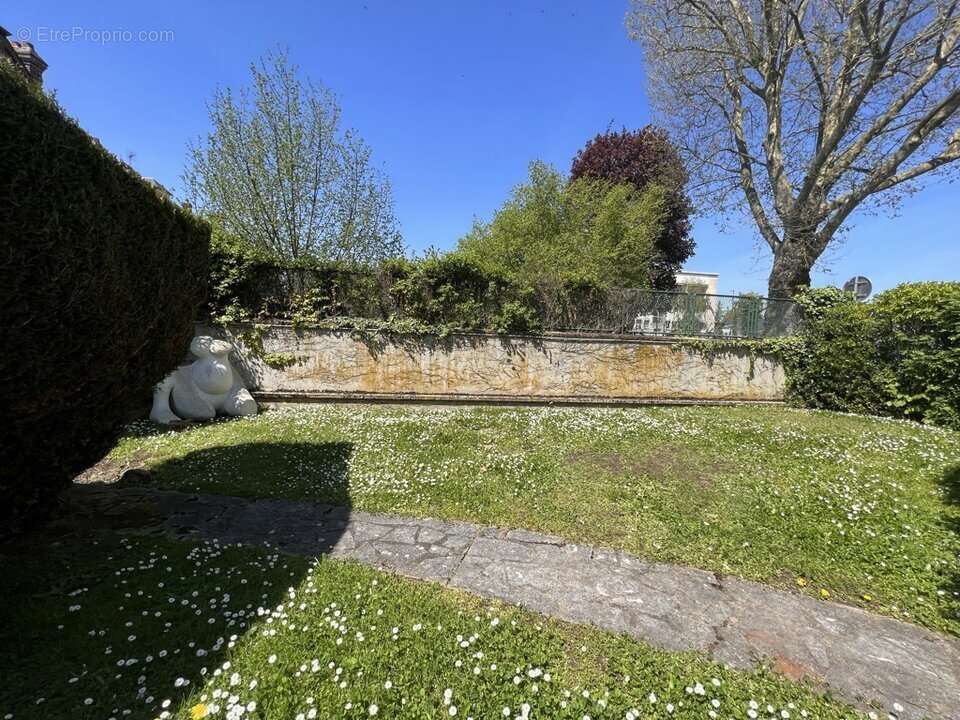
150,336 -> 257,424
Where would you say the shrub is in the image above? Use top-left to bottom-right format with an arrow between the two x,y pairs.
492,300 -> 541,335
286,260 -> 387,325
390,254 -> 539,334
207,226 -> 277,322
784,295 -> 889,415
208,245 -> 544,336
457,161 -> 664,290
208,243 -> 313,322
793,285 -> 853,322
0,67 -> 210,535
785,283 -> 960,429
530,273 -> 610,332
208,228 -> 391,324
872,282 -> 960,428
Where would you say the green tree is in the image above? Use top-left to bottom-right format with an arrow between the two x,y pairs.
570,127 -> 695,289
457,162 -> 666,289
185,49 -> 403,263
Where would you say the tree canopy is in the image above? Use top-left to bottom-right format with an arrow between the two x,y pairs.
457,161 -> 666,289
628,0 -> 960,297
184,49 -> 403,264
571,127 -> 695,289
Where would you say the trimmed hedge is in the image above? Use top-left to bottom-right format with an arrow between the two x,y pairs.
0,67 -> 210,534
786,283 -> 960,429
873,282 -> 960,428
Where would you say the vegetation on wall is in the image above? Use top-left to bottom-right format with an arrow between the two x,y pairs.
207,222 -> 805,342
207,234 -> 541,336
386,254 -> 541,335
207,225 -> 389,323
0,65 -> 210,534
677,282 -> 960,429
570,126 -> 695,288
198,128 -> 687,336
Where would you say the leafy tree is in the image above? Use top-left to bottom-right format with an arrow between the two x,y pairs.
628,0 -> 960,298
571,127 -> 695,288
185,49 -> 403,263
458,161 -> 666,289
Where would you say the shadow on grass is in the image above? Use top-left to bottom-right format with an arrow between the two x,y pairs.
116,440 -> 355,506
939,463 -> 960,629
0,440 -> 354,719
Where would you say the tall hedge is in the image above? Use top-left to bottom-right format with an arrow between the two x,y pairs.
784,295 -> 889,416
0,67 -> 210,535
786,283 -> 960,429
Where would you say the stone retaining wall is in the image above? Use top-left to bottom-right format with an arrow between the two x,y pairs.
202,323 -> 785,404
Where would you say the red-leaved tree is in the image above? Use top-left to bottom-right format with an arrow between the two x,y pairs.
571,126 -> 695,289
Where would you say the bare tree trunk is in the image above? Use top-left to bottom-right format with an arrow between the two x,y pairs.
767,235 -> 818,299
763,231 -> 822,335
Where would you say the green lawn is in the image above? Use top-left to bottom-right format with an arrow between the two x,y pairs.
107,404 -> 960,636
0,531 -> 865,720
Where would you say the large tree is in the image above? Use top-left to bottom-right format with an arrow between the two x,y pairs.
571,127 -> 695,289
185,49 -> 403,263
628,0 -> 960,298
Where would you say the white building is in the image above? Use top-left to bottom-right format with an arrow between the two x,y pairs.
632,270 -> 722,335
674,271 -> 719,295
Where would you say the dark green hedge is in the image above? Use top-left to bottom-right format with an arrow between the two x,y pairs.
207,232 -> 543,334
0,67 -> 210,535
785,291 -> 889,416
786,283 -> 960,429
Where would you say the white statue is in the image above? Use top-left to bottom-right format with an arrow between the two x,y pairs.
150,336 -> 257,424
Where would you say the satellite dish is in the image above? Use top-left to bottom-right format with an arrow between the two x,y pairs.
843,275 -> 873,302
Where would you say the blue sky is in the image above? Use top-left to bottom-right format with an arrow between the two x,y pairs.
9,0 -> 957,295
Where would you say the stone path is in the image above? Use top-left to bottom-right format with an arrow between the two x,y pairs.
61,484 -> 960,720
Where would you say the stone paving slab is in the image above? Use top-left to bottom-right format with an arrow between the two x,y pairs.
60,485 -> 960,720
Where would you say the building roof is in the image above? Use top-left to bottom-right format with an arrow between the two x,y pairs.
0,26 -> 47,83
676,270 -> 720,278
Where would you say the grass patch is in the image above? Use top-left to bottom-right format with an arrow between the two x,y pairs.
106,405 -> 960,636
0,531 -> 867,719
